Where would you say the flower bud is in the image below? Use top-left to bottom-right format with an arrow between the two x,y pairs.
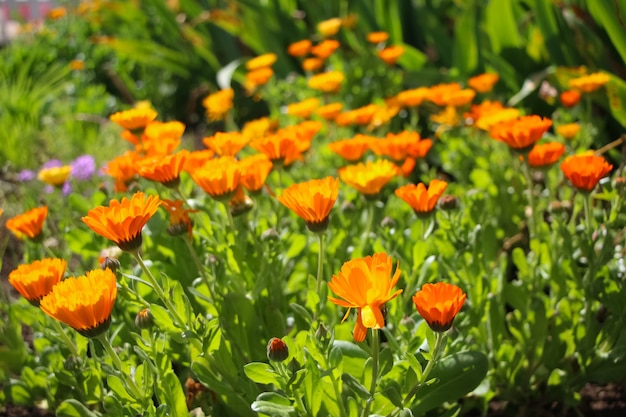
261,228 -> 280,241
101,256 -> 121,274
267,337 -> 289,362
63,354 -> 83,371
438,195 -> 459,211
135,308 -> 154,329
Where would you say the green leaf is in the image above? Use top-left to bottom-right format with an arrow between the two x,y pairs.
155,372 -> 188,417
378,348 -> 394,378
106,375 -> 133,402
452,1 -> 478,74
341,373 -> 371,400
150,304 -> 182,337
251,400 -> 295,417
586,1 -> 626,66
56,399 -> 100,417
485,0 -> 522,53
243,362 -> 282,386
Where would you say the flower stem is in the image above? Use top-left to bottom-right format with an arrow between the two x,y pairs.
356,201 -> 375,257
522,160 -> 537,240
316,233 -> 326,295
50,319 -> 79,356
223,202 -> 236,232
96,333 -> 143,400
182,234 -> 215,305
583,193 -> 594,238
362,329 -> 380,417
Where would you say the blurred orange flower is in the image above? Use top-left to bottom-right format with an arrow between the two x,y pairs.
527,142 -> 566,168
190,157 -> 241,200
468,73 -> 499,93
203,131 -> 249,157
242,117 -> 277,140
245,53 -> 277,71
328,253 -> 402,342
239,154 -> 273,193
40,268 -> 117,338
555,123 -> 581,140
302,58 -> 324,72
317,18 -> 342,37
397,87 -> 430,108
316,102 -> 343,120
110,108 -> 158,132
311,40 -> 340,59
183,149 -> 215,173
395,180 -> 448,216
339,159 -> 398,197
367,31 -> 389,44
202,88 -> 234,122
138,150 -> 189,187
413,282 -> 466,332
142,121 -> 185,155
442,89 -> 476,107
308,71 -> 344,93
82,192 -> 161,252
328,134 -> 373,162
568,72 -> 610,93
378,45 -> 404,65
288,39 -> 312,57
161,199 -> 198,238
371,131 -> 432,161
250,134 -> 303,166
560,153 -> 613,192
277,177 -> 339,232
490,115 -> 552,151
9,258 -> 67,306
560,90 -> 581,107
286,98 -> 320,119
427,83 -> 462,106
6,206 -> 48,240
103,151 -> 142,192
246,67 -> 274,89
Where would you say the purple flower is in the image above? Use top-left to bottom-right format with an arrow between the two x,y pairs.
71,155 -> 96,181
17,169 -> 36,182
42,159 -> 63,169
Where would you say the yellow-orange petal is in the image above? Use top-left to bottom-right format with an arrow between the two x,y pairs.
8,258 -> 67,305
412,282 -> 466,332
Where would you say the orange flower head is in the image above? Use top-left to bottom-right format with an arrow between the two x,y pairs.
560,153 -> 613,192
413,282 -> 466,332
47,7 -> 67,19
302,58 -> 324,72
38,165 -> 72,187
311,40 -> 340,59
286,98 -> 320,119
229,187 -> 254,217
82,192 -> 161,252
474,108 -> 520,131
70,60 -> 85,71
427,83 -> 462,106
442,89 -> 476,107
527,142 -> 566,168
490,115 -> 552,152
371,131 -> 432,161
245,53 -> 277,71
556,123 -> 581,140
316,102 -> 343,120
397,87 -> 430,108
103,151 -> 143,192
560,90 -> 581,107
6,206 -> 48,240
288,39 -> 312,57
246,67 -> 274,89
328,134 -> 374,162
110,108 -> 158,132
308,71 -> 344,93
398,157 -> 416,178
203,131 -> 249,157
202,88 -> 234,122
367,31 -> 389,44
378,45 -> 404,65
190,156 -> 241,201
339,159 -> 398,198
568,72 -> 610,93
40,268 -> 117,338
250,134 -> 303,167
351,104 -> 380,126
328,253 -> 402,342
242,117 -> 277,140
142,121 -> 185,155
161,199 -> 198,238
277,177 -> 339,232
468,73 -> 499,93
240,154 -> 273,193
9,258 -> 67,306
317,18 -> 342,37
395,180 -> 448,217
138,150 -> 189,187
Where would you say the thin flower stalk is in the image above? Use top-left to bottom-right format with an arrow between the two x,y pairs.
95,333 -> 143,400
362,329 -> 380,417
182,233 -> 215,305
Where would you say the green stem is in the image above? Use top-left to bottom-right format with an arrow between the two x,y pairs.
50,319 -> 79,356
362,329 -> 380,417
96,333 -> 143,400
583,193 -> 594,238
223,202 -> 236,232
182,234 -> 215,305
316,233 -> 326,295
329,369 -> 349,417
522,160 -> 537,240
356,201 -> 375,257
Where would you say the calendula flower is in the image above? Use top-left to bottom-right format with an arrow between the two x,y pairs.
288,39 -> 312,57
413,282 -> 466,332
378,45 -> 404,65
311,40 -> 340,59
70,60 -> 85,71
328,134 -> 374,162
6,206 -> 48,240
316,102 -> 344,120
38,165 -> 72,187
8,258 -> 67,306
239,154 -> 273,193
203,131 -> 249,157
560,90 -> 581,107
286,98 -> 320,119
302,58 -> 324,72
229,187 -> 254,217
103,151 -> 142,192
397,87 -> 430,108
527,142 -> 566,168
110,108 -> 158,132
267,337 -> 289,362
317,17 -> 342,37
250,134 -> 303,167
308,71 -> 344,93
442,89 -> 476,107
568,72 -> 610,93
40,268 -> 117,338
183,149 -> 216,172
138,150 -> 189,187
351,104 -> 380,126
427,83 -> 462,106
328,253 -> 402,342
556,123 -> 581,140
490,115 -> 553,152
245,53 -> 277,71
339,159 -> 398,198
468,73 -> 499,93
277,177 -> 339,232
560,153 -> 613,192
395,180 -> 448,217
202,88 -> 234,122
47,7 -> 67,19
398,157 -> 416,178
242,117 -> 277,140
246,67 -> 274,90
82,192 -> 161,252
161,199 -> 198,238
367,31 -> 389,44
371,131 -> 432,161
142,121 -> 185,155
190,157 -> 241,201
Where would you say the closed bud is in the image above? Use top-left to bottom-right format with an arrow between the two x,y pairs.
63,355 -> 83,371
380,216 -> 396,229
135,308 -> 154,329
261,228 -> 280,241
439,195 -> 459,211
288,357 -> 302,374
267,337 -> 289,362
101,256 -> 121,273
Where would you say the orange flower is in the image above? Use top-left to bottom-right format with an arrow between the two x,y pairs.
161,199 -> 198,238
568,72 -> 610,93
38,165 -> 72,187
442,89 -> 476,107
40,268 -> 117,338
556,123 -> 581,140
490,115 -> 552,152
427,83 -> 462,106
277,177 -> 339,232
82,192 -> 161,252
371,131 -> 432,161
398,157 -> 416,178
474,108 -> 520,131
413,282 -> 466,332
183,149 -> 216,172
190,157 -> 241,201
6,206 -> 48,240
229,187 -> 254,217
202,88 -> 234,122
339,159 -> 398,197
560,153 -> 613,192
47,7 -> 67,19
560,90 -> 581,107
138,150 -> 189,187
316,102 -> 343,120
245,53 -> 277,71
70,60 -> 85,71
527,142 -> 566,168
242,117 -> 277,140
378,45 -> 404,65
288,39 -> 312,57
311,40 -> 340,59
328,253 -> 402,342
286,98 -> 320,119
352,104 -> 380,126
239,154 -> 273,193
397,87 -> 430,108
308,71 -> 344,93
8,258 -> 67,306
367,31 -> 389,44
328,134 -> 373,162
246,67 -> 274,89
317,18 -> 342,37
468,73 -> 499,93
395,180 -> 448,216
302,57 -> 324,72
203,131 -> 249,157
250,134 -> 303,166
103,151 -> 142,192
110,108 -> 158,132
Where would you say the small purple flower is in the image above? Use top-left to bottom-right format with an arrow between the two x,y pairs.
71,155 -> 96,181
42,159 -> 63,169
62,182 -> 72,196
17,169 -> 36,182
